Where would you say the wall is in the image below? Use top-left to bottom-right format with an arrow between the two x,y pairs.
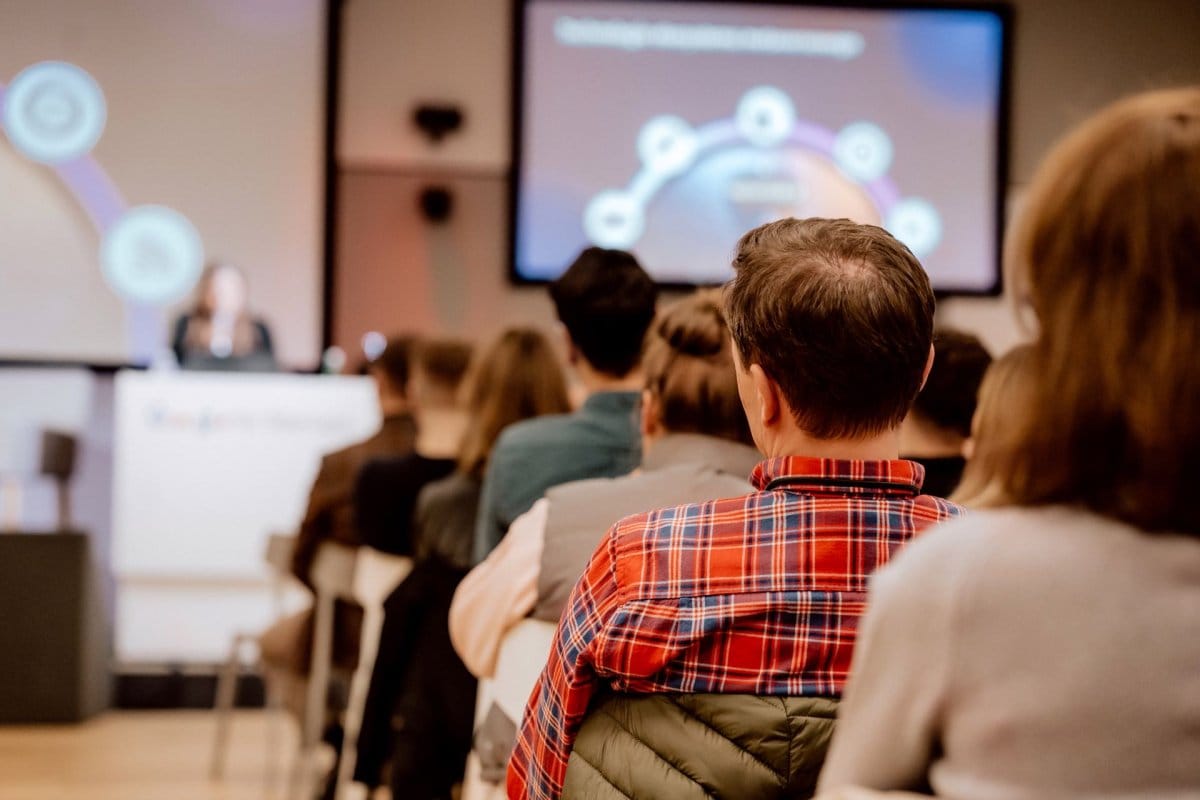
334,0 -> 1200,356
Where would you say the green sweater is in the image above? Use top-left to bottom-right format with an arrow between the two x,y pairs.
562,693 -> 839,799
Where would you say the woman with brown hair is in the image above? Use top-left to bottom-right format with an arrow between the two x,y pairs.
819,87 -> 1200,796
171,262 -> 276,370
353,327 -> 570,800
948,344 -> 1034,508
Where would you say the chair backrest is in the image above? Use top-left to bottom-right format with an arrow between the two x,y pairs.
490,618 -> 556,723
352,547 -> 413,608
308,541 -> 358,600
463,618 -> 557,796
264,533 -> 295,575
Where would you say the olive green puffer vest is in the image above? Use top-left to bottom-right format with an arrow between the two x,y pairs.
562,693 -> 839,799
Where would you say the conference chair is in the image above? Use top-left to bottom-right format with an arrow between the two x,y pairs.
460,619 -> 557,800
211,532 -> 297,786
334,547 -> 414,800
290,541 -> 359,800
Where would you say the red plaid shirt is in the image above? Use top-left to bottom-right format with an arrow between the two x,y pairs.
507,456 -> 963,799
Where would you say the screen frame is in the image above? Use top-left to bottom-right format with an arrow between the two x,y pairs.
0,0 -> 339,371
507,0 -> 1014,296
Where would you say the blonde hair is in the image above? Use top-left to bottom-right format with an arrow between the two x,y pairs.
457,328 -> 571,478
951,345 -> 1034,508
642,289 -> 753,446
1000,86 -> 1200,533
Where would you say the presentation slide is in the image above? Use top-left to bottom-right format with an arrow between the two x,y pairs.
0,1 -> 326,367
513,1 -> 1006,291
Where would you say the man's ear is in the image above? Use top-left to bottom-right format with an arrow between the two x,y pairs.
640,389 -> 661,438
750,363 -> 780,430
919,344 -> 935,392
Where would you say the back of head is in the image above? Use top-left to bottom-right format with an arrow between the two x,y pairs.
413,338 -> 474,400
952,344 -> 1035,507
369,334 -> 419,394
912,328 -> 993,440
1004,86 -> 1200,533
642,289 -> 754,446
458,328 -> 572,478
549,247 -> 658,377
725,217 -> 936,439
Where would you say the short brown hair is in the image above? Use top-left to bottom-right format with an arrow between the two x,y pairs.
457,328 -> 571,478
725,217 -> 935,439
999,86 -> 1200,534
642,289 -> 753,446
912,328 -> 993,439
414,338 -> 474,392
368,334 -> 419,390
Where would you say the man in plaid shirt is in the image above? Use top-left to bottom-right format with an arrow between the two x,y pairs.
508,218 -> 965,799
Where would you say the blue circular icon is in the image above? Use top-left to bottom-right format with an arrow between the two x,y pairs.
584,190 -> 644,249
101,205 -> 205,305
736,87 -> 795,148
887,198 -> 942,258
637,116 -> 699,177
834,122 -> 894,183
3,61 -> 107,164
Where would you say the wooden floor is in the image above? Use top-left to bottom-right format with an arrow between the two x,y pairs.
0,710 -> 303,800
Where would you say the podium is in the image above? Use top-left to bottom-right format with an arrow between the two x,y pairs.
0,532 -> 110,722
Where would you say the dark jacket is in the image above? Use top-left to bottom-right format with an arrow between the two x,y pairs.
291,413 -> 417,587
562,693 -> 839,799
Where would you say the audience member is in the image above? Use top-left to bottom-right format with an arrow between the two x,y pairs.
471,247 -> 657,563
449,291 -> 759,783
171,262 -> 276,370
509,218 -> 964,800
818,87 -> 1200,797
899,328 -> 992,497
450,289 -> 759,681
352,328 -> 570,800
355,338 -> 474,556
259,334 -> 418,679
949,344 -> 1033,507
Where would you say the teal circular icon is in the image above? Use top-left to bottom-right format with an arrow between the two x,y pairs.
834,122 -> 894,183
887,198 -> 942,258
736,87 -> 795,148
101,205 -> 205,305
584,190 -> 644,249
3,61 -> 107,164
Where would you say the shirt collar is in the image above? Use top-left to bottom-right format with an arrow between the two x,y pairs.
579,390 -> 641,418
751,456 -> 926,497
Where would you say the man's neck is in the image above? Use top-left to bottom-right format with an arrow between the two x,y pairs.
379,398 -> 410,419
415,407 -> 470,459
575,362 -> 643,396
768,428 -> 902,462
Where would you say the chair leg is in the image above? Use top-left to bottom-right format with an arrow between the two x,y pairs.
211,633 -> 250,779
262,665 -> 285,794
295,593 -> 336,800
333,604 -> 385,799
